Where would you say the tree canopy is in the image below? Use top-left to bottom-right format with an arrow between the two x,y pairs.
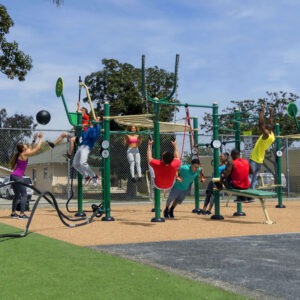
83,58 -> 179,130
0,4 -> 33,81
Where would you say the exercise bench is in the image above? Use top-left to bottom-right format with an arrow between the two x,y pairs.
224,188 -> 277,224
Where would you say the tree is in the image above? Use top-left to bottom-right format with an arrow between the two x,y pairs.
84,58 -> 179,130
0,5 -> 32,81
0,109 -> 35,167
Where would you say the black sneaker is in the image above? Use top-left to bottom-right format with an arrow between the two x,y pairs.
169,209 -> 174,218
206,210 -> 212,215
163,208 -> 169,218
244,199 -> 254,203
201,210 -> 207,215
10,213 -> 19,219
19,214 -> 30,220
47,141 -> 55,149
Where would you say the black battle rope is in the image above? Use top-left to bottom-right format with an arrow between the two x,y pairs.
65,159 -> 75,213
0,181 -> 104,238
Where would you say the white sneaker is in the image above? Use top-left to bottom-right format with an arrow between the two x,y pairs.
92,175 -> 98,186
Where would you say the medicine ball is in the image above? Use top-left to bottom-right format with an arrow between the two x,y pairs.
36,110 -> 51,125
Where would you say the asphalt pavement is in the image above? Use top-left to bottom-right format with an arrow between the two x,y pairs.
92,233 -> 300,300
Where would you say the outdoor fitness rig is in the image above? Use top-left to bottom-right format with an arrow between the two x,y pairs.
218,107 -> 285,216
141,54 -> 221,222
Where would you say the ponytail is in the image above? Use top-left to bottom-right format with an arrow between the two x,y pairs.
9,143 -> 23,170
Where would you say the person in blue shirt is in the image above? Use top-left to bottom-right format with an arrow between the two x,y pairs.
200,152 -> 229,215
73,117 -> 101,186
164,158 -> 205,218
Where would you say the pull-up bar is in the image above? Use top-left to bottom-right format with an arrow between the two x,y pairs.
163,102 -> 214,109
141,54 -> 179,103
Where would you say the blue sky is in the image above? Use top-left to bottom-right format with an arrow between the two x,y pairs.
1,0 -> 300,133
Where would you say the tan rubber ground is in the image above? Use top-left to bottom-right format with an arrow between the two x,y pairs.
0,200 -> 299,246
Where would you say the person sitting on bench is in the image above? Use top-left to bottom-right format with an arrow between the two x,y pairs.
201,152 -> 229,215
222,148 -> 253,203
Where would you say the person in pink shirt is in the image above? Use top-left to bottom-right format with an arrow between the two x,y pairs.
9,132 -> 43,219
123,126 -> 143,182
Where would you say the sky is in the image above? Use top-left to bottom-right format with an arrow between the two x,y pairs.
1,0 -> 300,135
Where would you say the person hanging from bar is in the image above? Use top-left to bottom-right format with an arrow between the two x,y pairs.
249,104 -> 275,188
147,138 -> 181,191
123,125 -> 143,183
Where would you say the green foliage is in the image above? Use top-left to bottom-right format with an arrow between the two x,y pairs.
84,58 -> 179,130
0,5 -> 33,81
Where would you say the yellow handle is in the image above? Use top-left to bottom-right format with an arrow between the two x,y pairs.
79,82 -> 97,120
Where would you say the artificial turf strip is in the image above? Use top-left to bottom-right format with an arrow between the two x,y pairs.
0,223 -> 248,300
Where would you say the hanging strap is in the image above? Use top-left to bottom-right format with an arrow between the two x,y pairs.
185,105 -> 200,158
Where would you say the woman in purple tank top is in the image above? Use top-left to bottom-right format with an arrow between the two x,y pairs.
9,132 -> 43,219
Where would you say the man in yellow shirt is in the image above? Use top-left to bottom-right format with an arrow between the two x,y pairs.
249,104 -> 275,188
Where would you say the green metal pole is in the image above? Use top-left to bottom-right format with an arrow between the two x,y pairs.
275,123 -> 285,208
211,103 -> 224,220
102,101 -> 114,221
151,99 -> 164,222
192,117 -> 201,213
233,109 -> 246,216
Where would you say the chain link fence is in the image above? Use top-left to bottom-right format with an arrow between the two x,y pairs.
0,128 -> 299,204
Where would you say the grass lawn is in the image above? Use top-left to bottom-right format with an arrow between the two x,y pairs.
0,223 -> 249,300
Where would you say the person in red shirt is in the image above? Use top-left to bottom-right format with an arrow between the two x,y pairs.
47,101 -> 90,159
147,138 -> 181,190
222,148 -> 253,203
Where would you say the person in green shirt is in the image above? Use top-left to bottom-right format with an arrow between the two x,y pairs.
163,158 -> 205,218
249,104 -> 275,188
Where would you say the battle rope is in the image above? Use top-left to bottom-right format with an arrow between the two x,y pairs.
0,181 -> 104,238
